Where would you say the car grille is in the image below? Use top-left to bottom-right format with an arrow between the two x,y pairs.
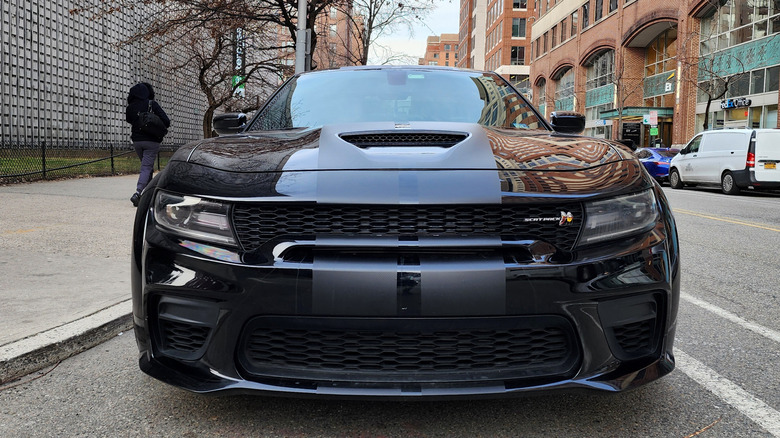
232,203 -> 583,252
157,319 -> 211,360
237,316 -> 580,383
612,319 -> 657,357
339,132 -> 468,148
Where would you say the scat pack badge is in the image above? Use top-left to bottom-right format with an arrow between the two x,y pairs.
522,211 -> 574,226
559,211 -> 573,226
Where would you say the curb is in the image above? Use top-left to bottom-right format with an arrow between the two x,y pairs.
0,300 -> 133,385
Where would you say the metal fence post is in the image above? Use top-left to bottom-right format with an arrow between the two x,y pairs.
110,142 -> 115,174
41,140 -> 46,179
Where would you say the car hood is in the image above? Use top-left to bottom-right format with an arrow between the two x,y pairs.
183,122 -> 629,172
165,122 -> 646,200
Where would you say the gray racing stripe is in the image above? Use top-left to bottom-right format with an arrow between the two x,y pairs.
312,254 -> 398,316
419,255 -> 506,316
315,122 -> 502,204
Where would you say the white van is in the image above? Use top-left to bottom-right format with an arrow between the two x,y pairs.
669,129 -> 780,194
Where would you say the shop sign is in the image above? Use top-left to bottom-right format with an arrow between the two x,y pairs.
720,97 -> 751,109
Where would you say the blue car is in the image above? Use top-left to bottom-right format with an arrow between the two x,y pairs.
636,147 -> 679,183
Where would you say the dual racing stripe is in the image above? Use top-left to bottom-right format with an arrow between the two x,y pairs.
311,252 -> 506,317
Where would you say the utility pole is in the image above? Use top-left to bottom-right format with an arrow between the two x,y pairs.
295,0 -> 307,73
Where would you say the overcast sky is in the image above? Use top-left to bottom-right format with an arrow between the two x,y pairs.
369,1 -> 460,65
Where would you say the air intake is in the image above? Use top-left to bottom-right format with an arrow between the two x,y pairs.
340,132 -> 468,148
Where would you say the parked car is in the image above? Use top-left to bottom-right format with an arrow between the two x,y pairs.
131,66 -> 680,398
669,129 -> 780,194
635,147 -> 680,183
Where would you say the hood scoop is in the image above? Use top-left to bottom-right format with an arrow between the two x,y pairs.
339,132 -> 468,148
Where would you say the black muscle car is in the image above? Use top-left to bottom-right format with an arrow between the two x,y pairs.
131,66 -> 679,398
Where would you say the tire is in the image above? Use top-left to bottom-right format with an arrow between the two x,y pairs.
721,171 -> 740,195
669,169 -> 683,189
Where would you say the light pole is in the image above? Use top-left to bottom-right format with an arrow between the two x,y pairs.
294,0 -> 307,73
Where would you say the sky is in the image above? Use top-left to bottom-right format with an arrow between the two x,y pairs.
369,1 -> 460,65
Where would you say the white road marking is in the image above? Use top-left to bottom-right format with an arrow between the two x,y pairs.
675,349 -> 780,437
681,292 -> 780,344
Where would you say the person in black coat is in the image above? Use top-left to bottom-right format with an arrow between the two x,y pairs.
125,82 -> 170,206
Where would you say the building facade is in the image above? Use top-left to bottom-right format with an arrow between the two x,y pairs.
458,0 -> 535,95
529,0 -> 780,147
419,34 -> 460,66
0,1 -> 207,150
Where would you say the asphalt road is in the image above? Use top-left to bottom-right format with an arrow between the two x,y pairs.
1,185 -> 779,437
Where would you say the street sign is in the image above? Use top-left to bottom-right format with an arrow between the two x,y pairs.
649,110 -> 658,125
232,75 -> 245,97
650,127 -> 659,136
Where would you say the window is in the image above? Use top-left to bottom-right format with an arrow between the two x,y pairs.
330,7 -> 337,19
433,53 -> 439,58
766,65 -> 779,91
571,11 -> 578,36
543,32 -> 548,53
445,44 -> 451,51
586,50 -> 614,90
554,69 -> 575,108
511,46 -> 525,65
609,0 -> 618,13
561,19 -> 567,42
551,26 -> 557,48
513,0 -> 528,8
699,0 -> 780,54
595,0 -> 603,21
751,69 -> 765,94
329,24 -> 337,37
537,79 -> 547,110
644,28 -> 677,77
582,3 -> 590,29
512,18 -> 526,37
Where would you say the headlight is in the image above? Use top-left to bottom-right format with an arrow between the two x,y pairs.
153,191 -> 236,246
578,190 -> 658,246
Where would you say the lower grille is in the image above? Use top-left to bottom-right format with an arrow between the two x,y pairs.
157,319 -> 211,360
237,316 -> 580,383
613,319 -> 656,357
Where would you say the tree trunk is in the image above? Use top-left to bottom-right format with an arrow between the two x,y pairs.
203,107 -> 216,138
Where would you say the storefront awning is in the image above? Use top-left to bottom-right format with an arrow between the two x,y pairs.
599,107 -> 674,120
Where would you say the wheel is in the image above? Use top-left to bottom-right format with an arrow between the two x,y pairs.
669,169 -> 683,189
721,171 -> 740,195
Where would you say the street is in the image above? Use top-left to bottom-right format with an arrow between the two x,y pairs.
1,186 -> 779,437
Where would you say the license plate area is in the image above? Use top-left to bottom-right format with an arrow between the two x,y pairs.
765,162 -> 776,170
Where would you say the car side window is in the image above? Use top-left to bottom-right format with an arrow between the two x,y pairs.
636,150 -> 651,159
685,135 -> 702,154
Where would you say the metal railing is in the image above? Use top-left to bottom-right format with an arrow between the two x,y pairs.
0,141 -> 179,184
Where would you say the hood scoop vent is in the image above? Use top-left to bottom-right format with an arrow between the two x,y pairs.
340,132 -> 468,148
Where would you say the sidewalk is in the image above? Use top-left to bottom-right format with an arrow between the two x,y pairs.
0,175 -> 139,384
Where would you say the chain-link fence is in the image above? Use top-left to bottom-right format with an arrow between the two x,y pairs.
0,141 -> 179,184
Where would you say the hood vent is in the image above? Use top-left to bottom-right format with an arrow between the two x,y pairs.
340,132 -> 468,148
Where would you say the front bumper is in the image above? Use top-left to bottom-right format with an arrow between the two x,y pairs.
132,202 -> 679,398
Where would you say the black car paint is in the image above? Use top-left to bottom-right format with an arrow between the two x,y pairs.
131,70 -> 679,399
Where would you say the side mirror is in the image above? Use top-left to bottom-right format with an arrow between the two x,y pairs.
213,113 -> 247,135
549,111 -> 586,134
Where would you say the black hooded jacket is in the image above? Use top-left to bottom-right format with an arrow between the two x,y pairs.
125,83 -> 171,143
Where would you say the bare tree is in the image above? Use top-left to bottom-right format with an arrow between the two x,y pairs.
611,48 -> 646,144
71,0 -> 319,136
331,0 -> 436,66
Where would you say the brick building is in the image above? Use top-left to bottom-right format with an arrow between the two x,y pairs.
419,34 -> 460,67
530,0 -> 780,147
458,0 -> 535,95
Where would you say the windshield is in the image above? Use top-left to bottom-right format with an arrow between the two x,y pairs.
249,69 -> 544,131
